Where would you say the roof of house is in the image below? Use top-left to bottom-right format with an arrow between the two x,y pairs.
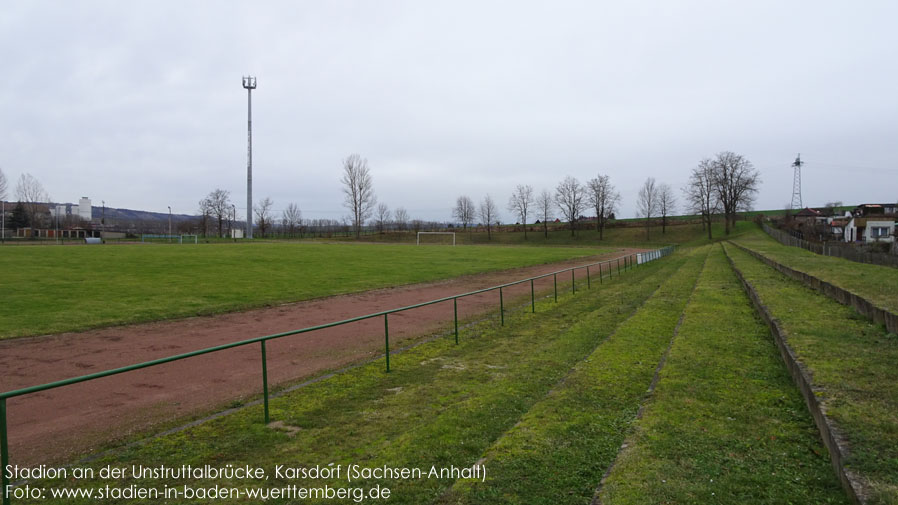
795,207 -> 822,217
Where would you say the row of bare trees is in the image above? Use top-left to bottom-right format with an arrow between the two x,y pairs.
198,188 -> 301,238
683,151 -> 760,238
191,150 -> 758,241
451,174 -> 622,240
636,178 -> 677,239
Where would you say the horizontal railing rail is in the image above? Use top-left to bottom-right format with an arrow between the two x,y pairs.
0,246 -> 675,505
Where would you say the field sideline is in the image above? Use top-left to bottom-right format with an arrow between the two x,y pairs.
0,242 -> 611,339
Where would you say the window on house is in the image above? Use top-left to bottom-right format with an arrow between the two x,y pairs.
871,227 -> 891,238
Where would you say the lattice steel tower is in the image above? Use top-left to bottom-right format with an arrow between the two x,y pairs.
790,153 -> 803,210
243,75 -> 257,239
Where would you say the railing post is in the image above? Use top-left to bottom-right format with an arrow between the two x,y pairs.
553,273 -> 558,302
530,279 -> 535,313
499,287 -> 504,326
453,298 -> 459,344
600,262 -> 604,283
617,257 -> 621,276
571,269 -> 576,293
586,265 -> 591,289
260,341 -> 269,424
384,314 -> 391,372
1,398 -> 9,505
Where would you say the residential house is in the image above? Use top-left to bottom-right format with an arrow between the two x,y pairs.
844,203 -> 897,243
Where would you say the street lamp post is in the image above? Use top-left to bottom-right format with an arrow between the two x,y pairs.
242,75 -> 256,239
168,206 -> 172,242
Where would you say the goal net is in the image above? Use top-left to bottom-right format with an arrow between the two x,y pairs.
140,234 -> 198,244
416,232 -> 456,246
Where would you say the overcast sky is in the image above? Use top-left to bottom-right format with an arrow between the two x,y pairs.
2,1 -> 896,221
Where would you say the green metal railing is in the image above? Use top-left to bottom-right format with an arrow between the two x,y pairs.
0,246 -> 675,504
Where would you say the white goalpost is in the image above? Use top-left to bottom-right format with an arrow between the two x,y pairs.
416,232 -> 456,246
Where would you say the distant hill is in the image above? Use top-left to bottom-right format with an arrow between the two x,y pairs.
90,206 -> 197,224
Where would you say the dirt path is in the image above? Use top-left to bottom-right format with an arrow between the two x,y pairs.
0,249 -> 642,466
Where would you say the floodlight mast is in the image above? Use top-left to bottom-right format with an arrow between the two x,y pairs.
243,75 -> 257,239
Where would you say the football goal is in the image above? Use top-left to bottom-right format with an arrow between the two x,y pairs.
416,232 -> 456,246
140,234 -> 198,244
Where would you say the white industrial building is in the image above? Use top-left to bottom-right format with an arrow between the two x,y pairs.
49,197 -> 92,222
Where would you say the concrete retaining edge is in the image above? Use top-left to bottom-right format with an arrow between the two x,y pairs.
722,243 -> 868,505
728,241 -> 898,334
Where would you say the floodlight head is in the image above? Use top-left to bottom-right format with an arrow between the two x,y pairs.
242,76 -> 257,89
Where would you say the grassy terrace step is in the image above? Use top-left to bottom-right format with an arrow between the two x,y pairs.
724,243 -> 898,504
733,228 -> 898,315
25,248 -> 687,504
439,246 -> 708,505
599,245 -> 848,505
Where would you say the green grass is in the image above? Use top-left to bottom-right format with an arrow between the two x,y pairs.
733,227 -> 898,314
599,245 -> 848,504
26,250 -> 685,504
440,246 -> 708,504
0,242 -> 611,339
725,243 -> 898,504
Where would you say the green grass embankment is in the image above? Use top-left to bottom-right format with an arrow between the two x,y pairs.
343,221 -> 756,248
28,248 -> 687,504
440,246 -> 708,504
598,245 -> 848,504
732,228 -> 898,314
725,243 -> 898,504
0,242 -> 610,339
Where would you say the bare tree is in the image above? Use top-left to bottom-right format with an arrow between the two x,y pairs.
394,207 -> 409,231
507,184 -> 534,239
683,159 -> 718,240
204,188 -> 231,237
374,203 -> 391,234
710,151 -> 760,234
282,202 -> 302,238
15,173 -> 50,228
453,195 -> 475,230
658,183 -> 677,235
197,197 -> 213,237
536,189 -> 553,238
253,197 -> 274,237
341,154 -> 377,239
479,195 -> 499,240
586,174 -> 620,240
637,177 -> 658,239
554,176 -> 584,236
823,201 -> 844,217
